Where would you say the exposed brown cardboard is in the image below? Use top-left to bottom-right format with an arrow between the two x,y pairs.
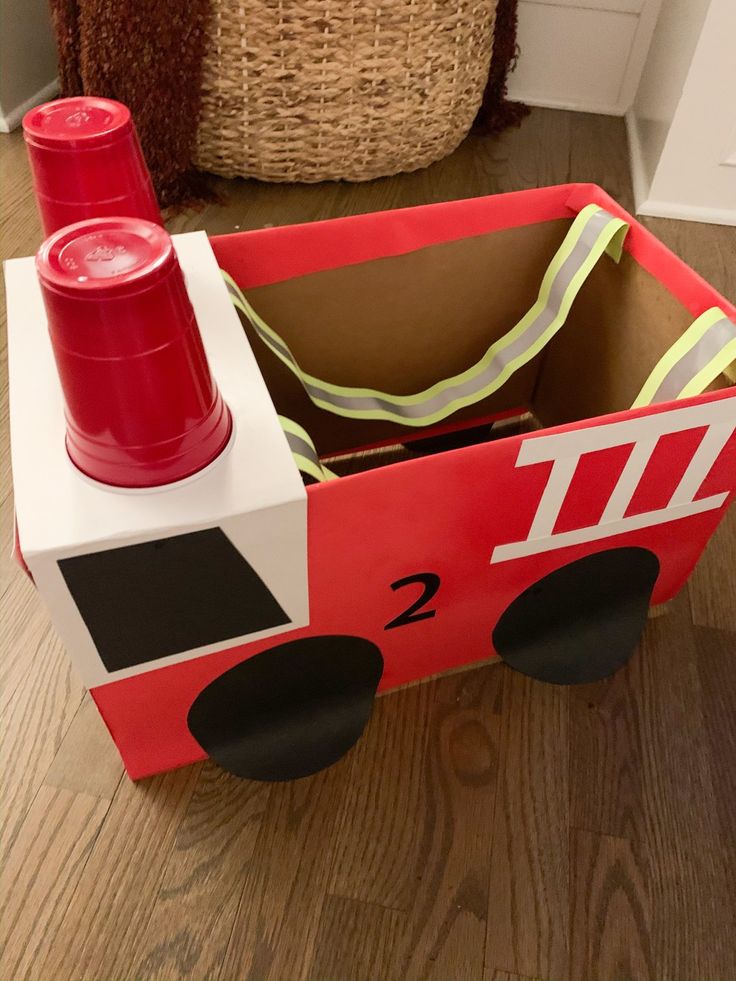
243,220 -> 569,453
240,219 -> 732,455
533,248 -> 729,427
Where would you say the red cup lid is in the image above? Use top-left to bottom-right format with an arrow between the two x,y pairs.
37,217 -> 175,297
23,97 -> 132,149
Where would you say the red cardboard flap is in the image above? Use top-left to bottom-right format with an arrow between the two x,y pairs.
212,182 -> 736,324
211,184 -> 582,289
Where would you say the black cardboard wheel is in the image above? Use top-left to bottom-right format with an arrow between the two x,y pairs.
187,635 -> 383,781
492,547 -> 660,685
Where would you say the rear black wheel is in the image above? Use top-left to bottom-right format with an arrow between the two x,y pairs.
492,547 -> 660,684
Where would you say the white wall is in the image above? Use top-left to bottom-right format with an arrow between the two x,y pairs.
507,0 -> 664,115
630,0 -> 710,187
0,0 -> 59,133
626,0 -> 736,224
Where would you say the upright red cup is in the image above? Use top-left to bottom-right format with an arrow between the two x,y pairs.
23,97 -> 161,235
36,217 -> 232,488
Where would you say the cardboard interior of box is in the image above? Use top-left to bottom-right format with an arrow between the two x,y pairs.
240,217 -> 732,458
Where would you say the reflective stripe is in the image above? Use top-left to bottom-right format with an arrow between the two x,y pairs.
278,415 -> 338,482
632,307 -> 736,408
284,429 -> 319,464
224,204 -> 629,428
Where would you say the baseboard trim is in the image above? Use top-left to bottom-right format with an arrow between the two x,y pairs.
625,109 -> 736,226
624,109 -> 653,214
0,79 -> 59,134
505,92 -> 625,117
635,199 -> 736,227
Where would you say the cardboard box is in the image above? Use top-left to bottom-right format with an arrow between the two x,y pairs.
7,184 -> 736,782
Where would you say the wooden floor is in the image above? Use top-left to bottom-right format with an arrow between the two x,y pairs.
1,109 -> 735,981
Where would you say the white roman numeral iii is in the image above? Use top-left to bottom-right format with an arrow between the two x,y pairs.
491,398 -> 735,564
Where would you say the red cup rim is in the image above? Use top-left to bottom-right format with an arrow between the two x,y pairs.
36,217 -> 175,298
23,97 -> 132,150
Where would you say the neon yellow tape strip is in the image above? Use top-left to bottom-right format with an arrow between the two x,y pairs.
278,414 -> 338,482
632,307 -> 736,408
223,203 -> 629,428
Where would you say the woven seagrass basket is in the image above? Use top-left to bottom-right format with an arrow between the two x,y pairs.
193,0 -> 499,183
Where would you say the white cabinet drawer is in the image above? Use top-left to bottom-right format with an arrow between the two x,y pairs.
507,3 -> 640,112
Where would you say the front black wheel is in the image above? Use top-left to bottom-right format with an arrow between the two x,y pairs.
187,635 -> 383,780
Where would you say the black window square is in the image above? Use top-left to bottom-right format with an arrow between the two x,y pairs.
58,527 -> 290,672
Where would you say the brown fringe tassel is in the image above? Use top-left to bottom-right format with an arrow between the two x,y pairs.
48,0 -> 212,209
474,0 -> 530,135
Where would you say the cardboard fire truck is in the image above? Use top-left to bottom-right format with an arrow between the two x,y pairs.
7,183 -> 736,782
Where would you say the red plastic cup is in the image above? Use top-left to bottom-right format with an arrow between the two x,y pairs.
36,217 -> 232,488
23,97 -> 161,235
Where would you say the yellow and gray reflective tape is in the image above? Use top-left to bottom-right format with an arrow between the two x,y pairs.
278,415 -> 338,483
223,203 -> 629,428
632,307 -> 736,408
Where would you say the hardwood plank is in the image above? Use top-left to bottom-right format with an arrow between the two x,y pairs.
308,895 -> 406,981
221,665 -> 502,981
570,113 -> 634,211
635,596 -> 722,840
0,577 -> 59,711
569,829 -> 653,981
0,131 -> 43,260
569,650 -> 647,841
1,131 -> 87,869
0,626 -> 84,863
0,785 -> 110,981
396,667 -> 503,981
129,763 -> 270,981
327,681 -> 435,910
571,594 -> 736,979
688,507 -> 736,632
694,625 -> 736,844
492,973 -> 543,981
44,693 -> 124,800
571,594 -> 726,843
650,834 -> 736,981
36,766 -> 200,981
634,599 -> 736,980
484,668 -> 569,981
0,487 -> 19,600
642,214 -> 735,301
217,753 -> 355,981
467,110 -> 573,194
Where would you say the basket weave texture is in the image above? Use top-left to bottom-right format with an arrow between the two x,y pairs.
194,0 -> 499,182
